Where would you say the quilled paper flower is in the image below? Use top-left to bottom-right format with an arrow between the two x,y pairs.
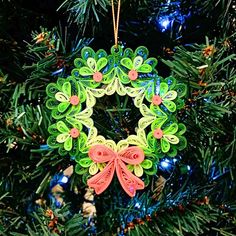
120,56 -> 152,81
46,77 -> 86,119
72,47 -> 108,87
141,76 -> 187,111
79,57 -> 108,82
47,121 -> 87,156
147,122 -> 187,154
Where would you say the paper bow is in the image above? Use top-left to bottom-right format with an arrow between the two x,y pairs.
87,145 -> 145,197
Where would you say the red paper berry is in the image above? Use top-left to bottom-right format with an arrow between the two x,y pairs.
153,128 -> 163,139
93,72 -> 103,82
128,69 -> 138,81
152,95 -> 162,106
70,95 -> 80,106
70,128 -> 80,138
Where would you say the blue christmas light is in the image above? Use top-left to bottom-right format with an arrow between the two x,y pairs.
134,202 -> 141,209
159,18 -> 171,31
160,159 -> 170,168
59,176 -> 69,184
173,158 -> 178,163
51,68 -> 64,76
154,1 -> 190,37
40,144 -> 50,150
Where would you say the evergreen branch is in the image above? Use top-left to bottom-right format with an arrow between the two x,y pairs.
57,0 -> 110,33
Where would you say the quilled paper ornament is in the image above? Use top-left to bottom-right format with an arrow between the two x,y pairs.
46,45 -> 187,197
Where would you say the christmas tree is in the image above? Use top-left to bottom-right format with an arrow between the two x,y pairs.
0,0 -> 236,235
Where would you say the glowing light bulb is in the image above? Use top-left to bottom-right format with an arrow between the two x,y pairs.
161,19 -> 170,28
161,160 -> 170,168
60,176 -> 69,184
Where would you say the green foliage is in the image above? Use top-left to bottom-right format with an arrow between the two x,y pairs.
57,0 -> 152,34
162,35 -> 236,172
131,206 -> 218,236
0,201 -> 87,235
0,70 -> 10,111
58,0 -> 110,33
195,0 -> 235,31
0,26 -> 91,149
162,36 -> 236,210
0,26 -> 91,234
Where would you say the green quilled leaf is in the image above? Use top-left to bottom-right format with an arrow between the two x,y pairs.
150,105 -> 167,117
79,67 -> 94,76
58,102 -> 70,113
147,132 -> 157,151
176,136 -> 187,150
137,64 -> 152,73
175,83 -> 187,97
78,132 -> 88,151
48,124 -> 58,134
79,158 -> 93,168
64,136 -> 73,151
55,92 -> 69,102
145,164 -> 157,175
164,123 -> 178,135
167,146 -> 178,157
117,67 -> 130,84
151,117 -> 168,130
135,46 -> 149,60
46,83 -> 59,97
162,91 -> 177,100
159,82 -> 169,97
89,163 -> 99,175
165,76 -> 176,89
74,57 -> 84,68
177,123 -> 187,135
133,56 -> 144,69
161,137 -> 170,153
57,121 -> 69,133
96,57 -> 108,71
46,98 -> 58,110
162,100 -> 177,112
75,164 -> 87,175
69,138 -> 80,157
145,57 -> 158,69
127,164 -> 134,172
47,135 -> 60,148
134,165 -> 143,177
81,47 -> 95,60
141,159 -> 153,169
120,57 -> 133,70
62,81 -> 71,97
87,57 -> 97,71
56,133 -> 70,143
163,134 -> 179,144
58,146 -> 68,156
52,109 -> 65,119
95,49 -> 107,60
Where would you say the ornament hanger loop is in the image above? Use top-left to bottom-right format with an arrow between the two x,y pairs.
111,0 -> 121,48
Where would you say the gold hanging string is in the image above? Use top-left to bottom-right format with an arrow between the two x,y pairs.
111,0 -> 121,48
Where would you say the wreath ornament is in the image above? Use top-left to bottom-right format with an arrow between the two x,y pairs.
46,46 -> 187,197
